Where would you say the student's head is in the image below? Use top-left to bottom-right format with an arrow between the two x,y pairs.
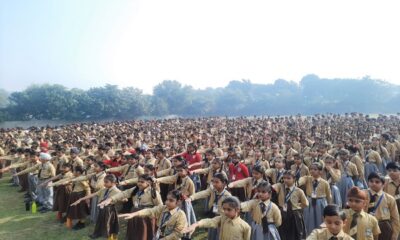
73,166 -> 85,177
310,162 -> 323,177
144,164 -> 156,176
94,161 -> 107,173
137,174 -> 154,190
104,174 -> 117,188
293,154 -> 302,165
338,149 -> 350,161
256,182 -> 272,201
212,173 -> 228,191
61,163 -> 72,173
324,156 -> 336,168
205,150 -> 216,161
70,147 -> 80,158
176,163 -> 189,178
221,196 -> 241,219
211,158 -> 222,171
367,172 -> 385,192
85,155 -> 95,166
323,204 -> 347,235
274,157 -> 285,169
252,165 -> 266,180
347,186 -> 367,212
172,156 -> 185,167
386,162 -> 400,180
232,153 -> 241,164
39,152 -> 52,163
283,170 -> 295,186
165,190 -> 182,210
127,154 -> 139,165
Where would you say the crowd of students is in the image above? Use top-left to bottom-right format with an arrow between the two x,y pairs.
1,113 -> 400,240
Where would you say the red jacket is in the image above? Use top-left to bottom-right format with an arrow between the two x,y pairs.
181,152 -> 202,170
229,162 -> 249,181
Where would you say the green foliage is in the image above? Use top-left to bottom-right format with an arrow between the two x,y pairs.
2,75 -> 400,122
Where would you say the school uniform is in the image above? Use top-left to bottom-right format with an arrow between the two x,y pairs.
322,167 -> 342,207
88,172 -> 106,223
307,228 -> 354,240
53,171 -> 73,214
157,175 -> 197,233
156,167 -> 176,202
364,150 -> 382,179
16,161 -> 40,201
337,161 -> 357,206
71,157 -> 84,168
240,199 -> 282,240
343,209 -> 381,240
197,214 -> 251,240
231,177 -> 267,200
155,157 -> 172,199
266,168 -> 285,185
229,162 -> 250,201
107,163 -> 144,182
66,179 -> 91,220
291,164 -> 310,183
350,155 -> 366,188
299,176 -> 331,235
190,187 -> 232,240
135,205 -> 188,240
384,178 -> 400,215
364,189 -> 400,240
92,186 -> 121,239
273,183 -> 308,240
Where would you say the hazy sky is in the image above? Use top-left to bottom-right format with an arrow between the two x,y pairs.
1,0 -> 399,94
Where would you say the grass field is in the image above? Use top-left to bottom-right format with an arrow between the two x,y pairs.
0,174 -> 208,240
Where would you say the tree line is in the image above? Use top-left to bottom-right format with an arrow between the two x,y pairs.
1,74 -> 400,122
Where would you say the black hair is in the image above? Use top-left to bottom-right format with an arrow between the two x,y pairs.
213,172 -> 228,184
367,172 -> 385,184
386,161 -> 400,171
176,163 -> 189,186
256,181 -> 272,193
131,174 -> 157,199
104,174 -> 117,183
95,161 -> 107,170
74,166 -> 85,174
221,196 -> 240,210
310,162 -> 323,171
283,170 -> 295,178
323,204 -> 346,221
252,165 -> 269,182
168,190 -> 183,201
61,163 -> 72,169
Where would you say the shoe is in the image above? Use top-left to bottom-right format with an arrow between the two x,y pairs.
72,222 -> 85,230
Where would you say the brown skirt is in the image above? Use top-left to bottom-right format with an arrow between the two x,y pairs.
126,208 -> 156,240
92,205 -> 119,238
53,185 -> 72,213
66,191 -> 89,219
378,220 -> 392,240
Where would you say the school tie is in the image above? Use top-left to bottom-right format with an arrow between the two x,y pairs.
160,211 -> 172,234
368,194 -> 378,213
311,180 -> 318,206
349,212 -> 359,239
285,188 -> 290,200
259,202 -> 269,234
103,189 -> 110,201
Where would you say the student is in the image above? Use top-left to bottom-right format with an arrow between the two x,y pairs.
337,150 -> 358,208
65,166 -> 91,230
71,174 -> 121,240
40,163 -> 73,222
119,190 -> 188,240
228,153 -> 250,201
15,152 -> 56,212
343,186 -> 381,240
298,162 -> 332,235
307,204 -> 353,240
156,163 -> 197,238
187,172 -> 231,240
183,196 -> 251,240
290,154 -> 309,184
265,157 -> 286,184
384,162 -> 400,214
229,165 -> 268,200
365,172 -> 400,240
71,161 -> 107,223
99,174 -> 162,240
322,156 -> 342,207
191,157 -> 227,188
273,170 -> 308,240
240,182 -> 282,240
156,156 -> 186,201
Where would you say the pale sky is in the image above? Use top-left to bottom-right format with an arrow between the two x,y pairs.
1,0 -> 399,94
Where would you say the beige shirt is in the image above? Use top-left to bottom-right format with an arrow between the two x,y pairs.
157,175 -> 195,197
272,183 -> 309,210
198,215 -> 251,240
111,186 -> 162,207
190,187 -> 231,214
136,205 -> 187,240
240,199 -> 282,226
298,176 -> 332,203
343,209 -> 380,240
307,228 -> 354,240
